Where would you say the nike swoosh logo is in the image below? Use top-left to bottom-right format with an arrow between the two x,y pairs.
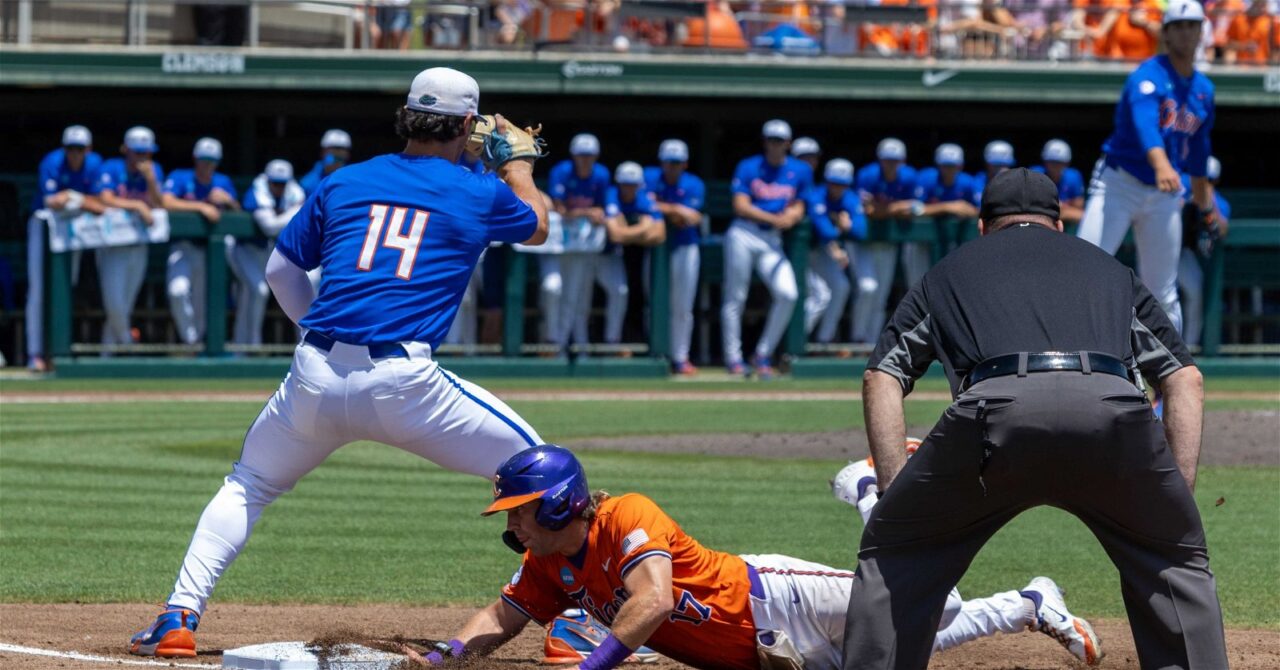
922,69 -> 959,88
1046,604 -> 1069,623
602,558 -> 612,572
789,585 -> 800,604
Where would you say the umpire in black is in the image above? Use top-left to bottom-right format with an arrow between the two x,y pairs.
843,168 -> 1227,670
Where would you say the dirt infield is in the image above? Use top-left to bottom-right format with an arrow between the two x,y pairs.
1,603 -> 1278,670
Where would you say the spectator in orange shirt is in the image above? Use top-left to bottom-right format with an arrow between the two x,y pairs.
1224,0 -> 1275,63
1106,0 -> 1163,59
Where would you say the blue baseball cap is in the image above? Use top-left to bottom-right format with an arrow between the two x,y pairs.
124,126 -> 158,153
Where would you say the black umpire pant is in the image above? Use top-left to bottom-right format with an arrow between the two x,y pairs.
842,371 -> 1228,670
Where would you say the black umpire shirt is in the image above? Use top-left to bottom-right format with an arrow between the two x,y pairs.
867,223 -> 1195,398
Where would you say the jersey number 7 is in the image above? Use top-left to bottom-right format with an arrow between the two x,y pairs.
358,204 -> 429,281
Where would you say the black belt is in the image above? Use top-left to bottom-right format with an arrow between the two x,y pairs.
961,352 -> 1133,391
303,331 -> 409,359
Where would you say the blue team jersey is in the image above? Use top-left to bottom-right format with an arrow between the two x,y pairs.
548,160 -> 611,210
856,163 -> 918,211
644,167 -> 705,247
458,153 -> 487,175
275,153 -> 538,348
603,185 -> 660,254
1102,55 -> 1215,186
300,159 -> 348,195
1029,165 -> 1085,202
914,168 -> 977,206
34,148 -> 103,210
806,184 -> 867,243
163,169 -> 238,203
97,158 -> 164,201
730,155 -> 813,224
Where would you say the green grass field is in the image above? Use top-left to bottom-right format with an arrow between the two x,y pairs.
1,377 -> 1277,629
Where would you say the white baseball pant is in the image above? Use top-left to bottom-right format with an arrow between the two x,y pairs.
557,252 -> 596,349
721,221 -> 798,365
740,553 -> 1027,670
227,241 -> 271,347
96,243 -> 149,348
165,340 -> 542,615
446,262 -> 483,347
167,241 -> 207,345
595,252 -> 629,345
805,248 -> 851,343
537,255 -> 563,344
849,239 -> 930,345
1177,249 -> 1204,348
669,243 -> 700,364
1077,164 -> 1184,334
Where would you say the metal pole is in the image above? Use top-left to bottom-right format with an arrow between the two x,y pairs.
649,241 -> 671,360
138,0 -> 148,46
249,0 -> 260,47
17,0 -> 32,44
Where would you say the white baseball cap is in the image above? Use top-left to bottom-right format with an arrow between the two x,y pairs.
615,161 -> 644,185
877,138 -> 907,161
124,126 -> 158,153
1163,0 -> 1206,24
193,137 -> 223,161
320,129 -> 352,149
791,137 -> 820,157
984,140 -> 1015,166
265,159 -> 294,183
1041,139 -> 1072,163
1206,156 -> 1221,180
570,133 -> 601,156
405,67 -> 480,116
62,125 -> 92,147
935,143 -> 964,166
658,139 -> 689,163
824,158 -> 855,186
762,119 -> 792,141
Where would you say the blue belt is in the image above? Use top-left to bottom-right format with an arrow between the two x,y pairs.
303,331 -> 409,359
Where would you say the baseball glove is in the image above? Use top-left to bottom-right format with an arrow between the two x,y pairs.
466,114 -> 546,170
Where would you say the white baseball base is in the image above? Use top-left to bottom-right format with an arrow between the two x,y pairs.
221,641 -> 403,670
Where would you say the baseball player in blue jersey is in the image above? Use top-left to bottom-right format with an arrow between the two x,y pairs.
230,159 -> 306,347
970,140 -> 1015,202
645,139 -> 705,375
804,159 -> 866,345
26,125 -> 104,371
850,138 -> 919,346
1030,139 -> 1086,224
911,143 -> 980,252
129,67 -> 549,658
299,128 -> 352,195
723,119 -> 811,379
1178,156 -> 1229,349
1077,0 -> 1217,335
548,134 -> 613,355
95,126 -> 164,350
792,136 -> 822,173
602,162 -> 665,349
161,138 -> 240,346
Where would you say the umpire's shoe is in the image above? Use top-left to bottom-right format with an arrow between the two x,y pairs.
130,607 -> 199,657
1020,577 -> 1103,665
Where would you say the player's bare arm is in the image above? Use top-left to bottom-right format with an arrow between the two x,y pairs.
1058,197 -> 1085,224
1161,365 -> 1205,492
137,159 -> 164,207
449,598 -> 530,656
732,192 -> 782,227
161,193 -> 222,224
774,200 -> 806,230
863,369 -> 909,490
100,190 -> 154,226
607,555 -> 675,651
208,187 -> 242,211
1146,148 -> 1182,193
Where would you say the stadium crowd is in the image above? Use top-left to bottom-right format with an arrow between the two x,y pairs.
20,118 -> 1225,376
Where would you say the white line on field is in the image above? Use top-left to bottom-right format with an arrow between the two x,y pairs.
0,642 -> 214,667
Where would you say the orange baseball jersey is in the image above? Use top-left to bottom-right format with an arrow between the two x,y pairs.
500,493 -> 759,669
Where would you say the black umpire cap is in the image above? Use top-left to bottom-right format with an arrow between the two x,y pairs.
979,167 -> 1061,222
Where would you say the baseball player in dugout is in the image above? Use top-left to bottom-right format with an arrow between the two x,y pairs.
722,119 -> 810,379
1077,0 -> 1217,336
129,67 -> 549,658
846,168 -> 1226,670
644,139 -> 705,376
416,444 -> 1099,669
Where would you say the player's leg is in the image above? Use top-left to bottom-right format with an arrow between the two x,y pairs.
813,250 -> 850,344
166,241 -> 200,345
596,252 -> 629,345
538,254 -> 563,344
753,231 -> 798,364
720,224 -> 754,371
804,251 -> 833,337
96,244 -> 146,347
931,589 -> 1029,652
1177,248 -> 1204,347
669,243 -> 700,369
139,344 -> 349,654
850,242 -> 896,344
556,254 -> 588,352
1077,167 -> 1137,255
240,244 -> 271,346
383,353 -> 541,476
899,241 -> 931,288
739,553 -> 856,670
24,213 -> 46,368
1131,191 -> 1185,333
190,243 -> 207,341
